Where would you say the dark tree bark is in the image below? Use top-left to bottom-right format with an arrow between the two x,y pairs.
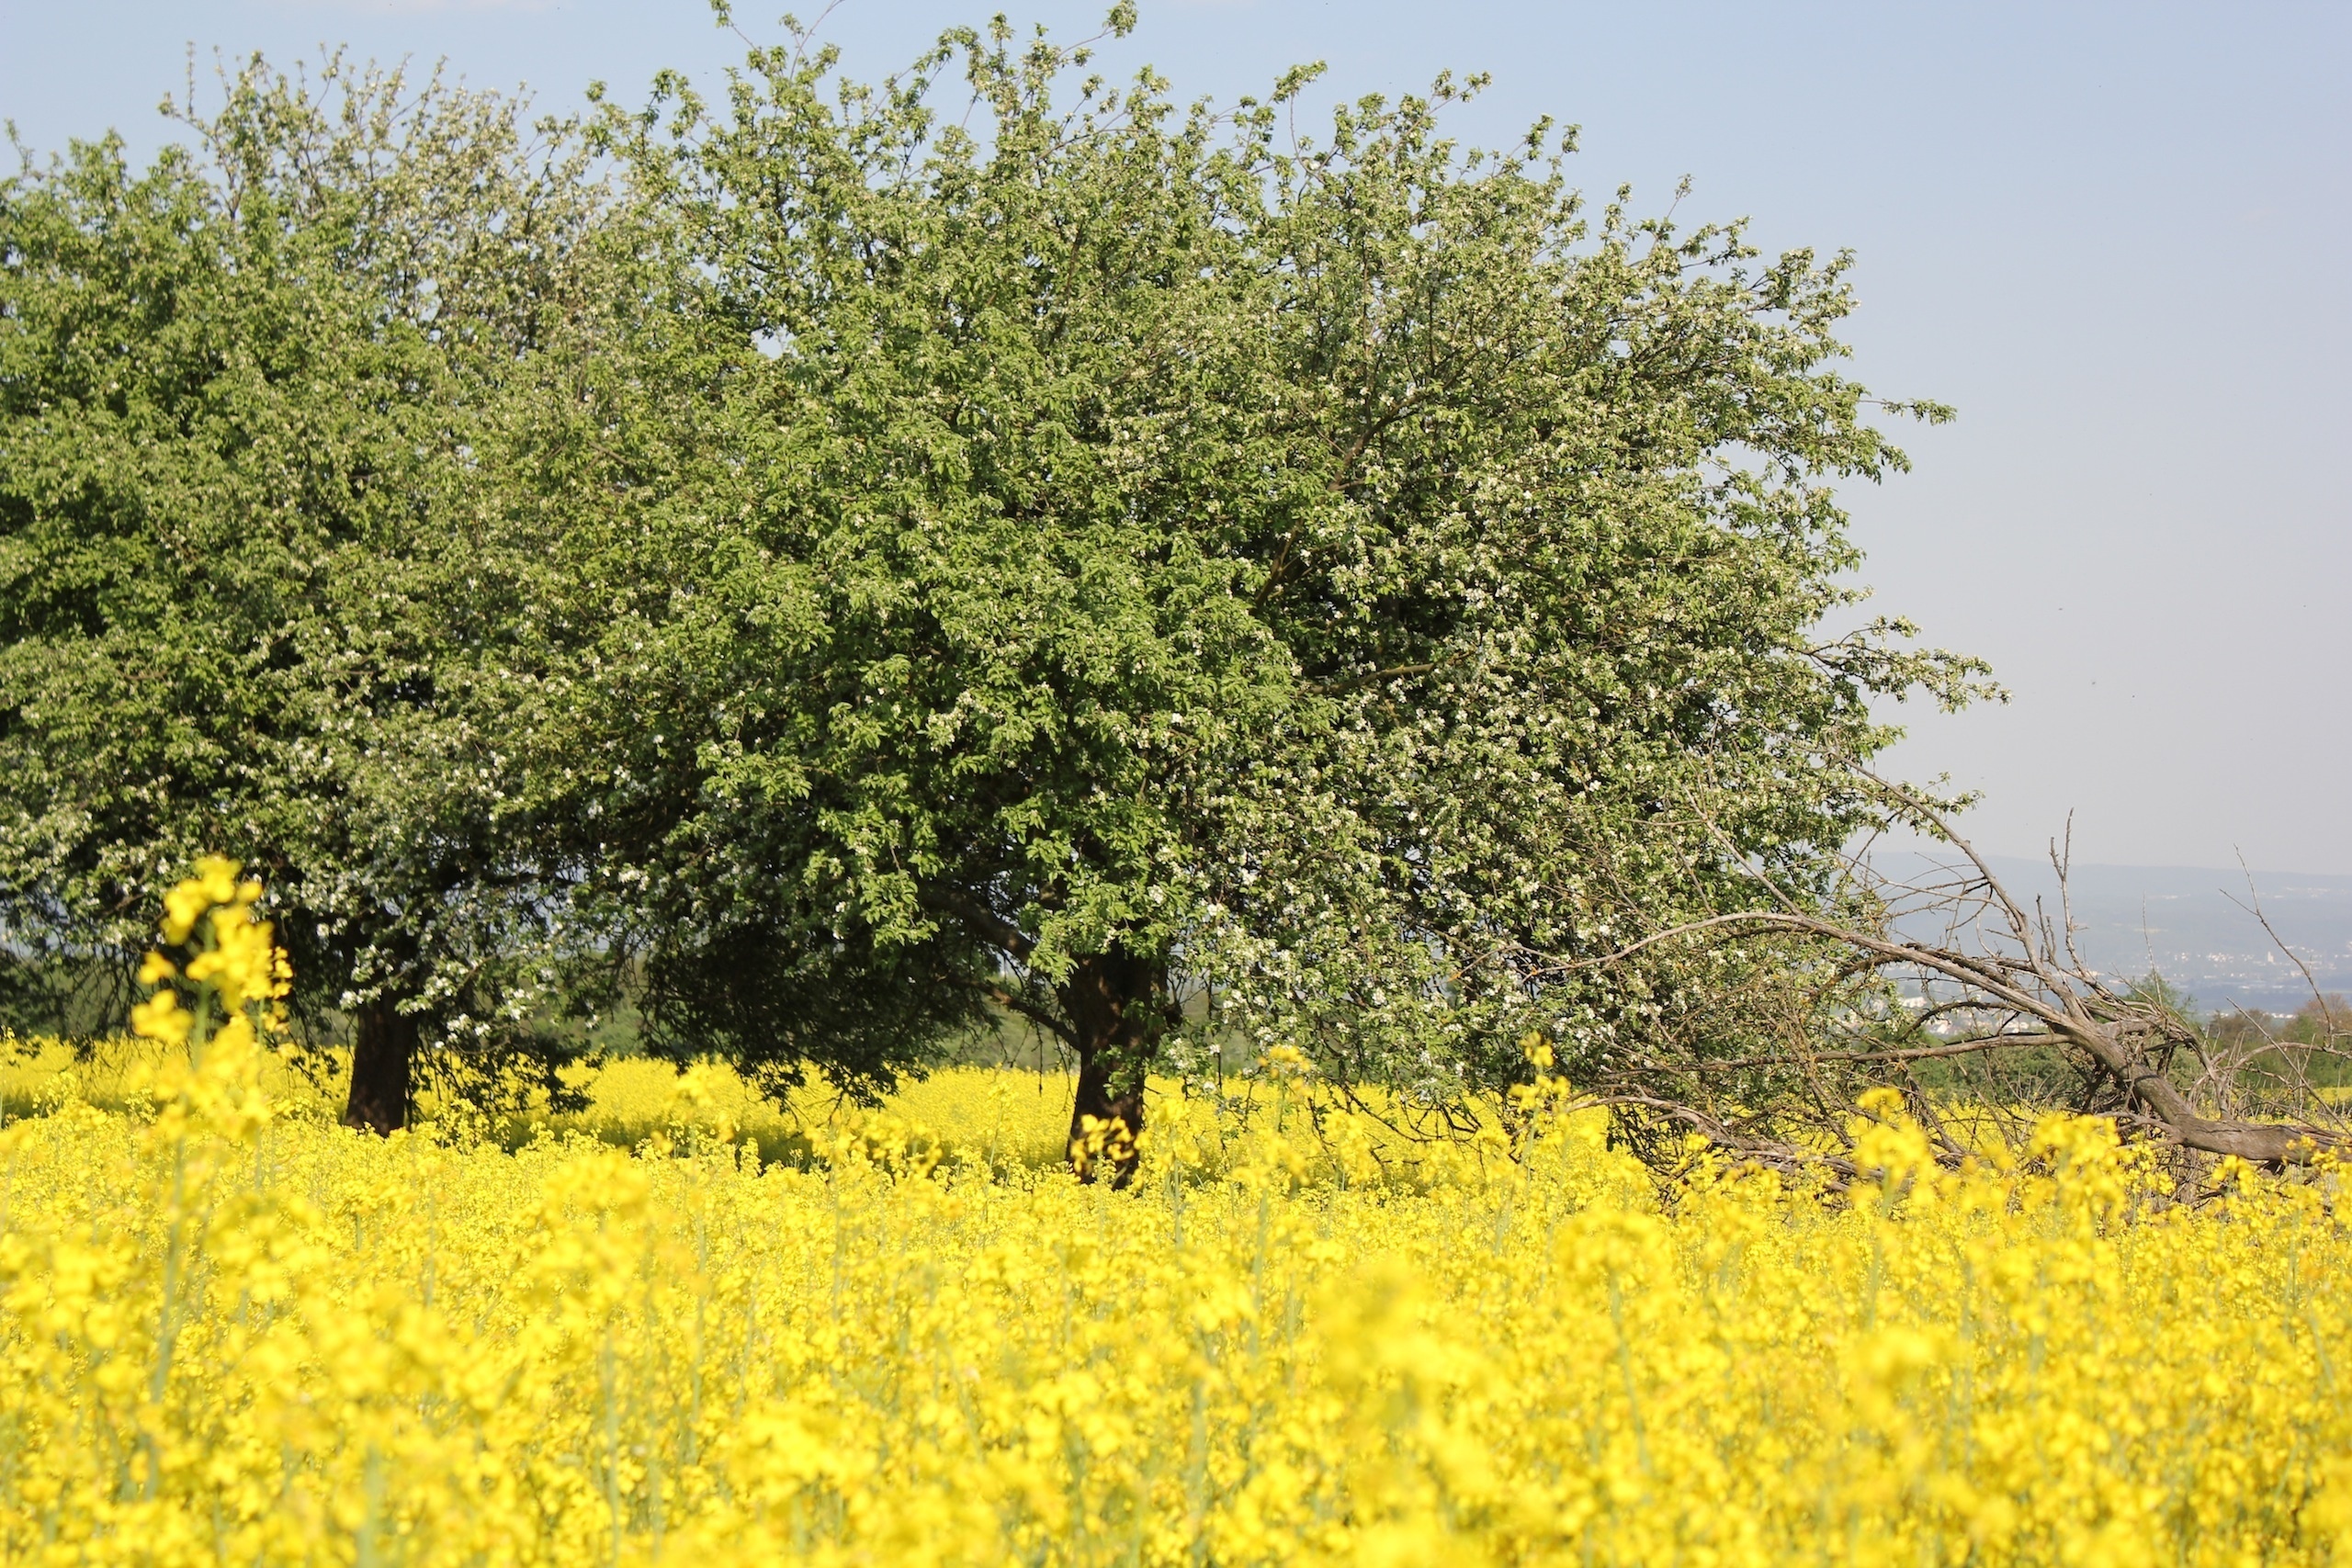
1057,948 -> 1168,1188
343,996 -> 418,1134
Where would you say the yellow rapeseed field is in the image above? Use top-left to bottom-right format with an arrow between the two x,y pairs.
2,863 -> 2348,1566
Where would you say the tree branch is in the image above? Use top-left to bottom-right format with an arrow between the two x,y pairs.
917,882 -> 1035,962
1571,887 -> 2346,1166
986,984 -> 1077,1049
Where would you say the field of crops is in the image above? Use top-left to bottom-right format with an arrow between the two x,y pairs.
2,873 -> 2349,1565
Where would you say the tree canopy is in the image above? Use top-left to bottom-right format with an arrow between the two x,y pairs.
1,14 -> 1991,1167
0,57 -> 601,1128
505,12 -> 1988,1173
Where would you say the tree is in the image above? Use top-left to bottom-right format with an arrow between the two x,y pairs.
532,9 -> 1987,1179
0,57 -> 600,1128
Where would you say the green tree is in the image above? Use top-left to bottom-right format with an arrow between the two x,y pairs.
0,57 -> 600,1127
526,9 -> 1988,1178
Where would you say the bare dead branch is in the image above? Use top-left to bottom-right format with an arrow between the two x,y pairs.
1559,779 -> 2347,1169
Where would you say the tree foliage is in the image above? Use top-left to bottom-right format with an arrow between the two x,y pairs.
3,14 -> 1991,1162
512,10 -> 1990,1171
0,56 -> 601,1126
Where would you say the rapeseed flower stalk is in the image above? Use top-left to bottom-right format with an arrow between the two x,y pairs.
0,863 -> 2347,1563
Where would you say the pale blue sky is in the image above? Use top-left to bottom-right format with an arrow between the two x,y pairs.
6,1 -> 2348,871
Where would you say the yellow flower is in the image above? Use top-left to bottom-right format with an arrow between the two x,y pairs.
0,882 -> 2344,1566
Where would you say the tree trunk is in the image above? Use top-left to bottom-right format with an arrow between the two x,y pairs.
1059,948 -> 1167,1188
343,996 -> 418,1135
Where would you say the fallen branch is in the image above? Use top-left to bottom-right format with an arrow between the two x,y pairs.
1562,780 -> 2347,1168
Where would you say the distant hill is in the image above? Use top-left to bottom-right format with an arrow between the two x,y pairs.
1867,852 -> 2352,1015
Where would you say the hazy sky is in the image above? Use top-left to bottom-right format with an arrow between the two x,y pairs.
6,0 -> 2348,872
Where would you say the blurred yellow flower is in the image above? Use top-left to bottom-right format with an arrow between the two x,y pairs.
0,864 -> 2344,1564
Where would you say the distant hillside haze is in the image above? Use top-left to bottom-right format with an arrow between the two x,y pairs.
1872,853 -> 2352,1014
